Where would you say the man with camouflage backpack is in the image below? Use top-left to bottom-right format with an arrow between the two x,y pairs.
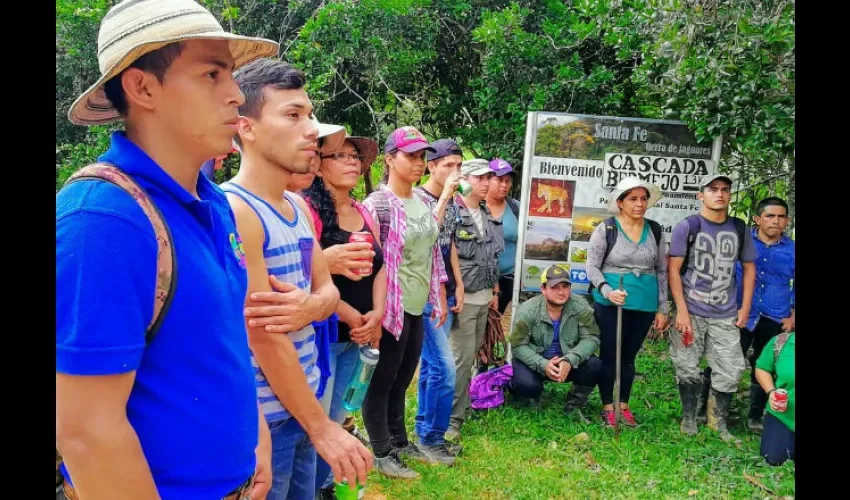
56,2 -> 286,498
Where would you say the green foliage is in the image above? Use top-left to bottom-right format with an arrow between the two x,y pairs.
291,0 -> 439,140
56,0 -> 115,173
56,0 -> 794,208
635,0 -> 795,179
56,125 -> 117,191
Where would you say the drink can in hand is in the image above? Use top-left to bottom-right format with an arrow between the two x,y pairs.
773,389 -> 788,412
349,231 -> 373,276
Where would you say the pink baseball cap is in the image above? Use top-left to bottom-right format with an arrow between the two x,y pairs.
384,126 -> 436,154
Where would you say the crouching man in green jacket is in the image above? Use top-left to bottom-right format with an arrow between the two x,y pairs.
509,265 -> 601,413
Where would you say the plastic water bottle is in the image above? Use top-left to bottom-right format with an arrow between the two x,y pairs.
456,179 -> 473,196
342,347 -> 380,412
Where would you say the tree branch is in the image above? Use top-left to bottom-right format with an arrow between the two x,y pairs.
281,1 -> 326,56
334,68 -> 382,138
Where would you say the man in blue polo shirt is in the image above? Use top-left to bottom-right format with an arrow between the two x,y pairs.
56,2 -> 280,499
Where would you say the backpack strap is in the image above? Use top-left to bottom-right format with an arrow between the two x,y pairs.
681,214 -> 701,276
506,197 -> 520,218
353,201 -> 378,238
773,332 -> 791,362
63,162 -> 177,345
647,218 -> 663,248
588,217 -> 618,294
602,217 -> 618,265
302,195 -> 324,237
368,189 -> 393,248
731,216 -> 747,261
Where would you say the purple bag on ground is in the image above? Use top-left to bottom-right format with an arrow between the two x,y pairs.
470,364 -> 513,410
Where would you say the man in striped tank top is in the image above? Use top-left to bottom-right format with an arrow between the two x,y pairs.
223,58 -> 372,500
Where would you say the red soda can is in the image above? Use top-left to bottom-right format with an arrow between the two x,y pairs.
682,329 -> 694,347
349,231 -> 373,276
773,389 -> 788,412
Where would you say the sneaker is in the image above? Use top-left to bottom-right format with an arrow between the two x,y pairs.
415,440 -> 457,466
394,442 -> 438,465
619,408 -> 638,427
374,451 -> 420,479
601,409 -> 617,428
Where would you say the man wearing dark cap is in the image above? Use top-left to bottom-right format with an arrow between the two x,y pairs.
412,139 -> 464,462
508,265 -> 601,412
668,174 -> 757,442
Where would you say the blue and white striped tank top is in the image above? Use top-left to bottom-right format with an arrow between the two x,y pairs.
221,183 -> 320,423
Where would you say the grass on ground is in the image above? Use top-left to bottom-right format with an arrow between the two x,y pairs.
355,335 -> 795,500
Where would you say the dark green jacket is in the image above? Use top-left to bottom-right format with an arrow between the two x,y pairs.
509,293 -> 600,375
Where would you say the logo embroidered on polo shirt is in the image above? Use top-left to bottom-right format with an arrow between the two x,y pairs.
229,233 -> 247,268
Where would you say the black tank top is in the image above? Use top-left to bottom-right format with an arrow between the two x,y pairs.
321,224 -> 385,343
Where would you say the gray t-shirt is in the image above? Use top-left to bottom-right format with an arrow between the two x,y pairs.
669,215 -> 757,319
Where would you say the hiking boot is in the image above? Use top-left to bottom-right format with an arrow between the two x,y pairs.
747,417 -> 764,433
619,407 -> 638,427
317,484 -> 337,500
678,382 -> 699,436
394,441 -> 438,465
374,450 -> 419,479
600,409 -> 617,428
444,424 -> 461,442
415,440 -> 457,466
747,383 -> 768,432
696,370 -> 711,424
706,389 -> 735,442
511,393 -> 542,409
565,384 -> 593,413
445,440 -> 463,456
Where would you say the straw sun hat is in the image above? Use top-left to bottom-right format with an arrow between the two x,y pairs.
68,0 -> 279,126
314,119 -> 347,153
607,177 -> 663,213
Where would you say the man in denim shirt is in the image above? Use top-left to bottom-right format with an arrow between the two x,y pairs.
735,197 -> 795,432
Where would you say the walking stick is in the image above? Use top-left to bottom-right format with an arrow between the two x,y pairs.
613,274 -> 625,442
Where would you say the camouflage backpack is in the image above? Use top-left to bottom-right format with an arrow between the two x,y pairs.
56,163 -> 177,488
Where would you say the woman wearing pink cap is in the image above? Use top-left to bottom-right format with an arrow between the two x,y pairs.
361,126 -> 449,478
